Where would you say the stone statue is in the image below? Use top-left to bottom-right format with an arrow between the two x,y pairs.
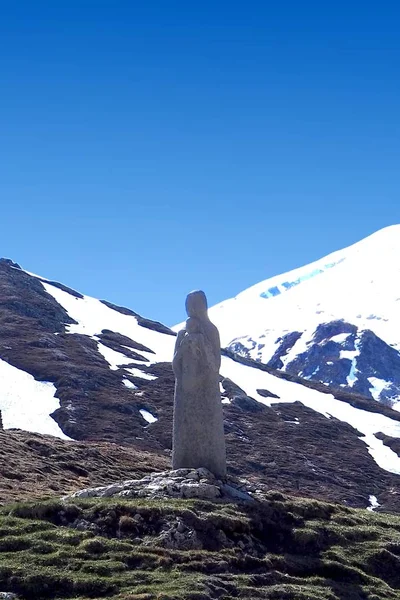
172,290 -> 226,478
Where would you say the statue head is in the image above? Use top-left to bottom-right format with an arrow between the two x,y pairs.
185,290 -> 208,319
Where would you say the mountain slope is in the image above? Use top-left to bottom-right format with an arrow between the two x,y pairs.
2,258 -> 400,510
209,225 -> 400,405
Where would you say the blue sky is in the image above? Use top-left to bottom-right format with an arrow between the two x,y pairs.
1,1 -> 399,324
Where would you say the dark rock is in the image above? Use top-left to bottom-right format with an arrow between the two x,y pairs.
257,389 -> 280,399
284,320 -> 400,406
36,278 -> 84,299
100,300 -> 175,336
267,331 -> 303,369
100,330 -> 154,354
0,262 -> 77,331
0,258 -> 21,269
231,395 -> 265,413
220,377 -> 247,399
312,320 -> 357,344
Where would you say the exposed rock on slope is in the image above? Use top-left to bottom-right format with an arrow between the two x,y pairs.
0,259 -> 174,444
0,429 -> 168,504
231,320 -> 400,406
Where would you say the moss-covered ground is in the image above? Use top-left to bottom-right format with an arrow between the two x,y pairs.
0,492 -> 399,599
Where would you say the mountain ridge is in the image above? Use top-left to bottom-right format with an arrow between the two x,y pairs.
206,225 -> 400,406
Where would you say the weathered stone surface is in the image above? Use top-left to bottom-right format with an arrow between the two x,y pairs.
221,483 -> 255,502
172,291 -> 226,477
180,482 -> 221,499
155,524 -> 203,550
64,468 -> 254,502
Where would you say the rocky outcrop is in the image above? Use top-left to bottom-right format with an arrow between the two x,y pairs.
229,319 -> 400,407
229,320 -> 400,406
65,468 -> 255,503
268,331 -> 303,369
282,321 -> 400,406
100,300 -> 175,335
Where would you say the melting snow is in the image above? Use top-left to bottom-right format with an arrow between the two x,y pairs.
97,342 -> 134,371
368,377 -> 390,402
367,495 -> 380,512
340,348 -> 359,387
0,358 -> 71,439
126,368 -> 157,381
220,357 -> 400,475
279,331 -> 311,368
41,283 -> 175,364
122,379 -> 137,389
139,409 -> 158,424
331,333 -> 350,344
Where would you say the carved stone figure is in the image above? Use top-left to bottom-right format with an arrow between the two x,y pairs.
172,290 -> 226,478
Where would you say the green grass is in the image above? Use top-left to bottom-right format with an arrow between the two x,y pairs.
0,493 -> 399,599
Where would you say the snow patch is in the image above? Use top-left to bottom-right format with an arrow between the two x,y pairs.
279,330 -> 312,369
331,333 -> 350,344
123,379 -> 137,389
367,495 -> 380,512
41,283 -> 175,364
126,368 -> 157,381
0,358 -> 71,440
340,347 -> 360,387
97,343 -> 134,371
220,356 -> 400,475
368,377 -> 390,402
139,409 -> 158,424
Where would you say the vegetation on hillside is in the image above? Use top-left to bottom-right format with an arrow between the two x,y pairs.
0,492 -> 399,599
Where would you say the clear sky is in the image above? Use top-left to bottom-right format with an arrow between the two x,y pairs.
1,1 -> 399,325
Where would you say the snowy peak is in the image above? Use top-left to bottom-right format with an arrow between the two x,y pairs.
231,223 -> 400,305
209,225 -> 400,405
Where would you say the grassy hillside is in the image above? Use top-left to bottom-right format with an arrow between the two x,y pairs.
0,492 -> 400,600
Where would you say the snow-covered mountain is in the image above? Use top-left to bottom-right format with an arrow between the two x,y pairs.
209,225 -> 400,406
2,256 -> 400,510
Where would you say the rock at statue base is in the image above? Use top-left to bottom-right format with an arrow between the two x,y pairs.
172,290 -> 226,478
64,468 -> 256,503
